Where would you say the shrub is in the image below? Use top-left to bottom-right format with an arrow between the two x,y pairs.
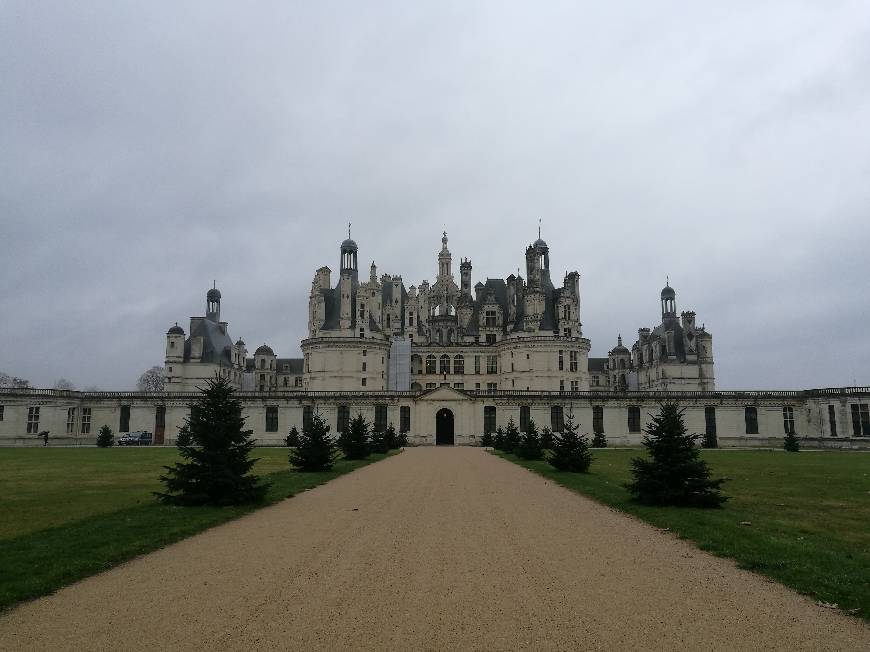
285,426 -> 301,448
783,430 -> 800,452
503,418 -> 521,453
96,425 -> 114,448
625,402 -> 727,508
156,375 -> 267,506
517,419 -> 543,460
548,412 -> 593,472
493,426 -> 505,450
540,427 -> 553,450
339,413 -> 371,460
384,423 -> 399,449
592,430 -> 607,448
395,427 -> 409,448
480,430 -> 494,447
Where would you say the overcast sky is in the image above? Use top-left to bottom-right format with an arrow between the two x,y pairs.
2,2 -> 869,391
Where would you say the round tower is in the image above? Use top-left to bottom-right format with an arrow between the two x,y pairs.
661,281 -> 676,320
206,284 -> 221,322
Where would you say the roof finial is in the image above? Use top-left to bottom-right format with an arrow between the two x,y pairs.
348,221 -> 351,239
666,274 -> 669,286
213,280 -> 216,289
538,217 -> 541,239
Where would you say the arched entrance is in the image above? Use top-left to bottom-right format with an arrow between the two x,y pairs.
436,408 -> 454,446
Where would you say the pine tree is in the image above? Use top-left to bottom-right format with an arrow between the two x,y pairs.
96,424 -> 114,448
480,429 -> 494,447
783,430 -> 800,452
702,429 -> 718,449
289,411 -> 338,471
285,426 -> 301,448
384,423 -> 399,449
340,413 -> 371,460
540,426 -> 554,451
156,375 -> 267,506
548,412 -> 593,472
503,418 -> 521,453
517,418 -> 543,460
493,426 -> 506,451
625,402 -> 727,508
592,430 -> 607,448
370,428 -> 389,454
395,426 -> 409,448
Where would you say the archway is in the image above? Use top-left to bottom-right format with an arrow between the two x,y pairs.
435,408 -> 454,446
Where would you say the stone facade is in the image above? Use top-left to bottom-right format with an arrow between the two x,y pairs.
1,386 -> 868,449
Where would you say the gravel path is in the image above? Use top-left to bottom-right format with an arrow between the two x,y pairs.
1,448 -> 867,650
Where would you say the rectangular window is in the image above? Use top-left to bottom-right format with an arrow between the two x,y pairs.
67,407 -> 77,434
400,406 -> 411,434
744,406 -> 758,434
486,333 -> 497,345
474,355 -> 481,374
359,329 -> 365,338
361,377 -> 367,387
362,349 -> 367,356
828,405 -> 837,437
559,380 -> 564,392
569,351 -> 578,372
81,408 -> 91,435
266,406 -> 279,432
453,382 -> 464,389
409,315 -> 414,326
520,405 -> 531,432
337,406 -> 350,434
486,382 -> 497,392
705,406 -> 717,438
592,376 -> 600,387
593,406 -> 604,434
440,356 -> 450,374
782,406 -> 795,435
483,405 -> 497,434
570,380 -> 578,392
485,310 -> 497,327
851,403 -> 870,437
486,355 -> 498,374
475,383 -> 480,390
120,405 -> 130,433
0,405 -> 4,421
551,405 -> 564,433
374,404 -> 387,433
27,407 -> 39,434
426,382 -> 436,389
558,350 -> 564,371
628,406 -> 641,433
362,362 -> 367,372
303,405 -> 313,432
454,356 -> 464,375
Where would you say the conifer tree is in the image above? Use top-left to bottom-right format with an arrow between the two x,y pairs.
370,428 -> 389,454
540,426 -> 554,450
517,418 -> 543,460
548,412 -> 593,472
96,424 -> 114,448
503,418 -> 521,453
285,426 -> 301,448
384,423 -> 399,449
493,426 -> 506,451
340,413 -> 371,460
783,430 -> 800,452
289,411 -> 338,471
592,430 -> 607,448
702,429 -> 718,449
157,375 -> 267,506
395,426 -> 409,448
480,429 -> 494,447
625,403 -> 727,508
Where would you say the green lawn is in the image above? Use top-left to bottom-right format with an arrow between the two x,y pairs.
498,449 -> 870,620
0,447 -> 391,611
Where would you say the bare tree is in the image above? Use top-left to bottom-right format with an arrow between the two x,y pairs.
137,366 -> 165,392
0,372 -> 30,388
54,378 -> 76,391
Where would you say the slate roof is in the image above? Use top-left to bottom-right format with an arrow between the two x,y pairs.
588,358 -> 608,372
184,318 -> 234,365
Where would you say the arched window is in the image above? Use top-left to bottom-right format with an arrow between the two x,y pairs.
425,354 -> 437,374
453,355 -> 464,375
439,354 -> 451,375
411,354 -> 423,375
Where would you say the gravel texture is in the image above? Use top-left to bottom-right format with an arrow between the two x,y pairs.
1,447 -> 867,650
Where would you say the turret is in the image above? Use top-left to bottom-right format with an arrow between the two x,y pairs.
438,231 -> 452,279
206,284 -> 221,322
165,323 -> 185,362
460,258 -> 472,296
661,279 -> 676,320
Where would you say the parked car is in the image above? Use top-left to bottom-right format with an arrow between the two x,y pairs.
117,431 -> 153,446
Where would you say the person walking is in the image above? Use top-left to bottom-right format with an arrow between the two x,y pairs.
39,430 -> 49,447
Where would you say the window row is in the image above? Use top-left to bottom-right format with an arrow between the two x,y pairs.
299,405 -> 411,436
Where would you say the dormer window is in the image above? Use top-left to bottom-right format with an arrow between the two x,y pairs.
485,310 -> 497,327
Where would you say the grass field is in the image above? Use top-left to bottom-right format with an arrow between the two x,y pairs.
0,447 -> 390,611
498,448 -> 870,620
